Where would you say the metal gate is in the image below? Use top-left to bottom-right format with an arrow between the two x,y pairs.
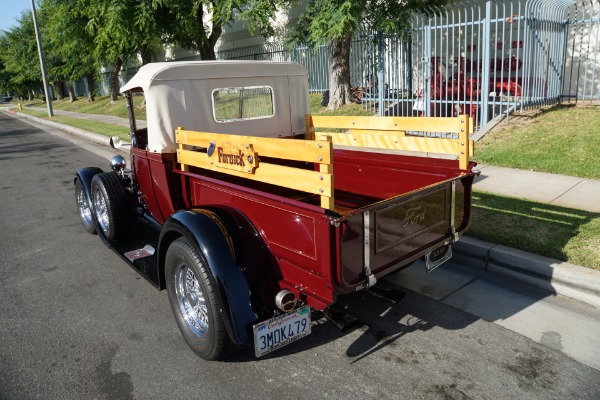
215,1 -> 598,135
382,0 -> 600,136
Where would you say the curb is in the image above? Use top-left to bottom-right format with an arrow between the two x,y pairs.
454,236 -> 600,309
2,108 -> 115,148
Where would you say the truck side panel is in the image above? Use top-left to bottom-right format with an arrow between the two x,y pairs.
179,173 -> 337,309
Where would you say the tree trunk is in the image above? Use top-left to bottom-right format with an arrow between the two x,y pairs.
198,40 -> 218,60
110,58 -> 123,102
67,83 -> 77,102
54,80 -> 64,101
86,73 -> 95,102
139,45 -> 153,65
328,35 -> 353,110
193,4 -> 222,60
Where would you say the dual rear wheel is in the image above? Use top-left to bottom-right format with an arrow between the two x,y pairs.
75,172 -> 130,241
75,173 -> 233,360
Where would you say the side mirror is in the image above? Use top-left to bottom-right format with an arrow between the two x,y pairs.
109,135 -> 123,149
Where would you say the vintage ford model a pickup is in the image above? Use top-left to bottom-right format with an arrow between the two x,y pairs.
74,61 -> 477,360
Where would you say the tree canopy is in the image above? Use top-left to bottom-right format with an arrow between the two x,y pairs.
289,0 -> 447,109
0,0 -> 445,106
0,10 -> 42,99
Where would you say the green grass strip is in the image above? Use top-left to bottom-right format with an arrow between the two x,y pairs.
475,105 -> 600,180
16,109 -> 130,141
470,190 -> 600,270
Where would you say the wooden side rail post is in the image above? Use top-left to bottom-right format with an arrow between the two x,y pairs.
307,114 -> 474,170
175,128 -> 335,209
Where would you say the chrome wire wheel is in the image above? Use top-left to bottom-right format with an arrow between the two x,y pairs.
75,178 -> 96,234
175,264 -> 209,337
76,183 -> 93,226
165,237 -> 232,360
93,187 -> 110,234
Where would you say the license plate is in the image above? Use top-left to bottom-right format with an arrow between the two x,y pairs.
425,244 -> 452,273
253,306 -> 311,358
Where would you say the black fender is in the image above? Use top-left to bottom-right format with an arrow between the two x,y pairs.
158,210 -> 257,348
74,167 -> 103,207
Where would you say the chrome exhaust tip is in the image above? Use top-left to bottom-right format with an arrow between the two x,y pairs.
275,290 -> 297,313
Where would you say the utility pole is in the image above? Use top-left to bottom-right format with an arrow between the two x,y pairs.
30,0 -> 53,117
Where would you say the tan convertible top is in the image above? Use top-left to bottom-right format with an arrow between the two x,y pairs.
120,61 -> 310,153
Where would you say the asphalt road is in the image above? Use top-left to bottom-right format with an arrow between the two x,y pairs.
1,112 -> 600,400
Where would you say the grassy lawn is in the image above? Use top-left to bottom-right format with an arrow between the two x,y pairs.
471,104 -> 600,269
470,191 -> 600,270
476,105 -> 600,179
11,94 -> 599,269
15,108 -> 131,142
20,94 -> 147,120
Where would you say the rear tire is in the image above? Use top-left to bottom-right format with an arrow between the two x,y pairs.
165,237 -> 233,361
91,172 -> 130,241
75,178 -> 96,234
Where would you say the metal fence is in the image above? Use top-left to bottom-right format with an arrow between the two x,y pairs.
72,0 -> 599,135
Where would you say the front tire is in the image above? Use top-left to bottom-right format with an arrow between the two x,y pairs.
165,237 -> 233,360
75,178 -> 96,234
91,172 -> 130,241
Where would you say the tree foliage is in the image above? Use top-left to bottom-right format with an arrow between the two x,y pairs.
42,0 -> 99,101
0,10 -> 42,99
290,0 -> 447,109
164,0 -> 287,60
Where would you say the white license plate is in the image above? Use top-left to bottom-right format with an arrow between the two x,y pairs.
253,306 -> 311,357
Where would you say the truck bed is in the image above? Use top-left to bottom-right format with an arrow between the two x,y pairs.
181,148 -> 466,216
173,115 -> 476,309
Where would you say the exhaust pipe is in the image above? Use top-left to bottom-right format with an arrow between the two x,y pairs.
275,290 -> 297,313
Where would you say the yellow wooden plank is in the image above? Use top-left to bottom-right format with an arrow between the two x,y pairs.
318,131 -> 464,155
178,149 -> 333,197
176,129 -> 331,164
458,116 -> 469,170
349,129 -> 406,137
305,114 -> 314,140
318,135 -> 334,209
177,126 -> 188,172
311,115 -> 463,133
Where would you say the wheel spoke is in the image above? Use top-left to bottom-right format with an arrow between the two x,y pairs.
76,185 -> 93,225
176,265 -> 209,337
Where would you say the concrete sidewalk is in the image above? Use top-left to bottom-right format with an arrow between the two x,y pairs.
2,105 -> 599,310
475,164 -> 600,213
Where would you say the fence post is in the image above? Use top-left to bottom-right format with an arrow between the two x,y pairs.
423,23 -> 432,117
378,31 -> 385,116
480,1 -> 492,127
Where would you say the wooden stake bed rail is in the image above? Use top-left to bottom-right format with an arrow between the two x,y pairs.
176,128 -> 335,209
306,114 -> 474,170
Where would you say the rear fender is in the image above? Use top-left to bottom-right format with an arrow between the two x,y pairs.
158,210 -> 257,348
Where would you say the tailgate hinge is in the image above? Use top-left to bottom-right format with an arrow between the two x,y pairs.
450,180 -> 459,243
357,210 -> 377,291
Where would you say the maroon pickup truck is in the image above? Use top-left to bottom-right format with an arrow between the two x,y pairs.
74,61 -> 477,360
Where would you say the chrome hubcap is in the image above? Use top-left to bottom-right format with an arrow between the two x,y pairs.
93,188 -> 109,234
76,184 -> 93,226
175,265 -> 208,337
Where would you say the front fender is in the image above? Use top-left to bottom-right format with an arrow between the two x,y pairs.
74,167 -> 103,206
158,210 -> 257,348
